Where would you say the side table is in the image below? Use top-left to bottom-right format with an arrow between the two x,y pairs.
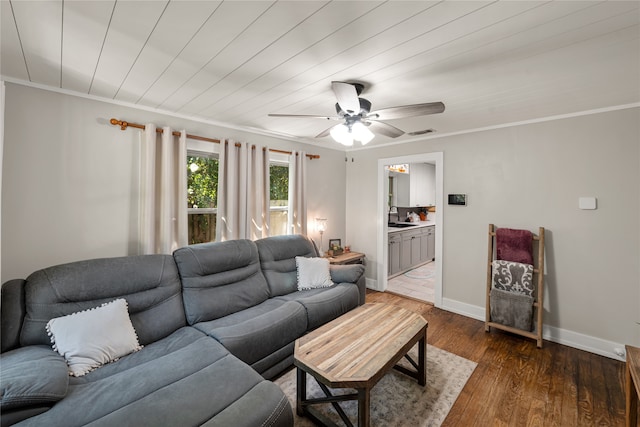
326,251 -> 365,265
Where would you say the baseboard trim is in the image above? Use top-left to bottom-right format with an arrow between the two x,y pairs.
441,298 -> 625,361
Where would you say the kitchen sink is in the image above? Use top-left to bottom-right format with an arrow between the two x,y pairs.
388,222 -> 418,228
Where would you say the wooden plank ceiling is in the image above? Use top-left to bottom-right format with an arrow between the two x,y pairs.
2,0 -> 639,148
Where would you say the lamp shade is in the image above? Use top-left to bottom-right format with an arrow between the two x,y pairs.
315,218 -> 327,232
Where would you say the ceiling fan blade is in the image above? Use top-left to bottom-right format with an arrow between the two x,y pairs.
268,113 -> 338,120
367,121 -> 405,138
368,102 -> 445,120
315,124 -> 339,138
331,81 -> 360,115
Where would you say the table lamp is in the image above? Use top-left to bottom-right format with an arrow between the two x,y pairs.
315,218 -> 328,253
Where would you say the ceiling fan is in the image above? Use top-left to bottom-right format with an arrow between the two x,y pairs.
268,81 -> 445,146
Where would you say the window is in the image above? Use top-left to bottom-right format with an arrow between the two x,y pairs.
187,152 -> 218,244
269,162 -> 289,236
186,151 -> 291,243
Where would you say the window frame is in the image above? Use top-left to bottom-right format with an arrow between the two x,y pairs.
268,154 -> 290,237
186,142 -> 220,245
185,143 -> 292,242
187,149 -> 219,216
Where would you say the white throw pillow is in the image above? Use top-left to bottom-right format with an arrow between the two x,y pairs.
296,256 -> 334,291
46,298 -> 142,377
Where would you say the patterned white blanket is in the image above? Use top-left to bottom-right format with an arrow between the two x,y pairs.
491,260 -> 534,296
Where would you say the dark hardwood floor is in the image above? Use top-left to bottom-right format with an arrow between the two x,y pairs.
365,290 -> 627,426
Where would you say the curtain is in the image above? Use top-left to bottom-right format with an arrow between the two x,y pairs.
288,151 -> 307,235
246,144 -> 271,240
216,139 -> 248,241
217,140 -> 271,241
139,124 -> 187,254
216,140 -> 271,241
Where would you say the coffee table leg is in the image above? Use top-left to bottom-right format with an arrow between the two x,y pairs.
358,388 -> 370,427
418,332 -> 426,386
296,367 -> 306,417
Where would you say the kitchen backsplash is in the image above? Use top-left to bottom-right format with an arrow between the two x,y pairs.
390,206 -> 435,222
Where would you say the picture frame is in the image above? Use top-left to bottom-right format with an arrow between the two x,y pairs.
328,239 -> 341,250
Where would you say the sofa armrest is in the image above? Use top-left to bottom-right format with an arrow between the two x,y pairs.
1,346 -> 69,417
1,280 -> 26,353
329,264 -> 366,305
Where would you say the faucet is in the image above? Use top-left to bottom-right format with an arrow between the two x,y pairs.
388,206 -> 398,224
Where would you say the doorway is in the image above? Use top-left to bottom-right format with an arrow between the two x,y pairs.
376,152 -> 443,307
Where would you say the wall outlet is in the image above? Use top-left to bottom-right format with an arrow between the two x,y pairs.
613,347 -> 626,358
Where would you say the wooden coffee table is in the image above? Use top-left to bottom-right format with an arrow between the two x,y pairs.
294,303 -> 428,427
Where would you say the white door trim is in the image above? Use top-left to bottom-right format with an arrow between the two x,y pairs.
376,152 -> 444,307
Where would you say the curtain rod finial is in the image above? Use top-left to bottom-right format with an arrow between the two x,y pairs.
110,118 -> 128,130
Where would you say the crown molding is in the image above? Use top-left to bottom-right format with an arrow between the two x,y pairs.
4,76 -> 637,154
1,76 -> 343,152
347,102 -> 640,152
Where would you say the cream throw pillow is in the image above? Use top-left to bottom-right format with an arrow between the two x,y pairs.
46,298 -> 142,377
296,256 -> 334,291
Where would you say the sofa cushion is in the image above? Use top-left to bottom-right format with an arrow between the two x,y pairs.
0,346 -> 69,411
250,342 -> 295,379
70,326 -> 206,384
46,299 -> 142,377
173,240 -> 270,324
201,381 -> 293,427
15,329 -> 279,427
255,234 -> 318,296
275,283 -> 360,330
193,299 -> 307,366
20,255 -> 186,347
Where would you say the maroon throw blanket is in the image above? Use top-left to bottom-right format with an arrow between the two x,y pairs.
496,228 -> 533,265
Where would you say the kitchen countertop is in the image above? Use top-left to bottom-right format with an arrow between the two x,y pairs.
388,220 -> 436,234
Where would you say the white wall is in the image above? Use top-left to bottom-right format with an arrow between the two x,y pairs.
425,163 -> 435,206
1,83 -> 347,281
0,81 -> 5,283
346,107 -> 640,355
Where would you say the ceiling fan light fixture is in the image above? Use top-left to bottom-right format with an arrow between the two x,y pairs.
330,124 -> 353,146
352,122 -> 374,145
269,82 -> 444,144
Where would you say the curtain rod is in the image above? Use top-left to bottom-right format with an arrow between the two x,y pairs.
109,118 -> 320,160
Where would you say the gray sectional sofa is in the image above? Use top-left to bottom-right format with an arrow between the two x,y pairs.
0,235 -> 365,426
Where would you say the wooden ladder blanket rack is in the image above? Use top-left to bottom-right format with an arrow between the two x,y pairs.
485,224 -> 545,348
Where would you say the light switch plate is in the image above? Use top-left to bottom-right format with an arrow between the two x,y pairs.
579,197 -> 597,210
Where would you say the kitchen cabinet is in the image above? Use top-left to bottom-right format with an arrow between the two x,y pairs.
395,163 -> 435,207
400,231 -> 413,271
419,229 -> 429,264
409,230 -> 422,266
426,226 -> 435,261
418,226 -> 435,264
389,225 -> 435,277
388,233 -> 401,275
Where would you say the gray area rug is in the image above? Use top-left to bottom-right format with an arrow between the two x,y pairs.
404,265 -> 436,280
274,344 -> 477,427
404,270 -> 436,280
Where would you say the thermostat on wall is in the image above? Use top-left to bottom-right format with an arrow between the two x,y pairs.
448,194 -> 467,206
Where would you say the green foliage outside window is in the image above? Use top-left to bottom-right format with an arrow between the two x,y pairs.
187,156 -> 290,244
187,155 -> 218,245
270,165 -> 289,203
187,156 -> 218,209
